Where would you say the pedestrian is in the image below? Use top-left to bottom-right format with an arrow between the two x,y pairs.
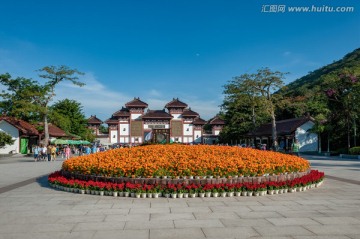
64,145 -> 71,160
41,145 -> 47,161
47,145 -> 52,161
51,145 -> 57,161
291,138 -> 300,156
33,145 -> 39,162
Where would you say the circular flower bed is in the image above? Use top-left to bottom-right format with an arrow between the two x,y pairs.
62,145 -> 310,178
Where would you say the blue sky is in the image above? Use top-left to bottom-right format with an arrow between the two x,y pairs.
0,0 -> 359,121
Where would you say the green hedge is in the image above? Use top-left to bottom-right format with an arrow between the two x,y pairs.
349,147 -> 360,155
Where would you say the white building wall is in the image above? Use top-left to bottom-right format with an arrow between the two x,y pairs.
183,123 -> 193,136
119,123 -> 129,136
295,121 -> 318,152
120,137 -> 129,143
213,130 -> 221,136
0,121 -> 19,154
131,113 -> 142,120
194,130 -> 202,143
171,114 -> 182,120
110,130 -> 118,143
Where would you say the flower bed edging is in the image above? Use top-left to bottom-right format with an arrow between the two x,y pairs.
48,170 -> 325,198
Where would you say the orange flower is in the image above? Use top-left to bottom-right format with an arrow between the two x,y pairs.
62,145 -> 310,178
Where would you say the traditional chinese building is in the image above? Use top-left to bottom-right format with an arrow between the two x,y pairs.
88,97 -> 223,145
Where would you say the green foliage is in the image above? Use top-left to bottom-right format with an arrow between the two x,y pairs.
99,125 -> 108,134
276,48 -> 360,151
50,99 -> 92,141
0,73 -> 45,122
221,67 -> 286,145
0,131 -> 15,148
349,147 -> 360,155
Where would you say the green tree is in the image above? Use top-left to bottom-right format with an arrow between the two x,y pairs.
222,68 -> 287,149
50,99 -> 90,140
0,73 -> 44,122
322,72 -> 360,151
0,131 -> 15,148
37,66 -> 84,145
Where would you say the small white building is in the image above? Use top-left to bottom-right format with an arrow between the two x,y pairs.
248,116 -> 318,152
0,117 -> 39,154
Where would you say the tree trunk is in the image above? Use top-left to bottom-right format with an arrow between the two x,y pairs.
44,113 -> 49,147
271,111 -> 278,151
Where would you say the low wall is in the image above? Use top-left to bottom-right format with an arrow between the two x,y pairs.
61,169 -> 312,186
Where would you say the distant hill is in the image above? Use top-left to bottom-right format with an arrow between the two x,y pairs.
281,48 -> 360,97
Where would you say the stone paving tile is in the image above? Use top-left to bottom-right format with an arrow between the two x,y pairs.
305,224 -> 360,235
348,235 -> 360,239
202,227 -> 259,238
125,220 -> 174,230
253,226 -> 315,237
150,212 -> 195,221
73,221 -> 126,231
0,231 -> 96,239
4,215 -> 60,225
311,216 -> 360,225
284,204 -> 333,211
46,209 -> 89,216
277,210 -> 327,218
259,200 -> 302,206
194,212 -> 241,220
130,207 -> 170,214
86,208 -> 130,215
209,205 -> 252,213
170,206 -> 212,213
223,200 -> 263,206
94,229 -> 149,239
220,218 -> 272,227
247,237 -> 292,239
266,217 -> 321,226
316,209 -> 360,218
248,205 -> 290,212
236,211 -> 285,219
105,213 -> 150,222
0,223 -> 75,234
150,201 -> 188,208
56,215 -> 106,223
71,203 -> 113,210
293,236 -> 352,239
150,228 -> 205,239
187,201 -> 226,207
174,219 -> 224,228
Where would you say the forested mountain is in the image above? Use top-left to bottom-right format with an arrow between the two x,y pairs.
280,48 -> 360,98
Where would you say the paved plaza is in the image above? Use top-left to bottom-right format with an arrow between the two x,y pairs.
0,154 -> 359,239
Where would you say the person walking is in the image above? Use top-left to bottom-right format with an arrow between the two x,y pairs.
47,145 -> 52,161
51,145 -> 57,161
291,138 -> 300,156
64,145 -> 71,160
33,145 -> 39,162
41,145 -> 47,161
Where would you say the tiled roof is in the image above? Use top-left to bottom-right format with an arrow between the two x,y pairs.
165,98 -> 188,108
112,107 -> 130,117
181,108 -> 199,117
0,116 -> 39,136
125,97 -> 148,108
209,116 -> 225,125
193,117 -> 207,125
104,117 -> 119,124
248,116 -> 314,136
35,123 -> 67,137
87,115 -> 103,124
47,124 -> 67,137
142,110 -> 173,119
